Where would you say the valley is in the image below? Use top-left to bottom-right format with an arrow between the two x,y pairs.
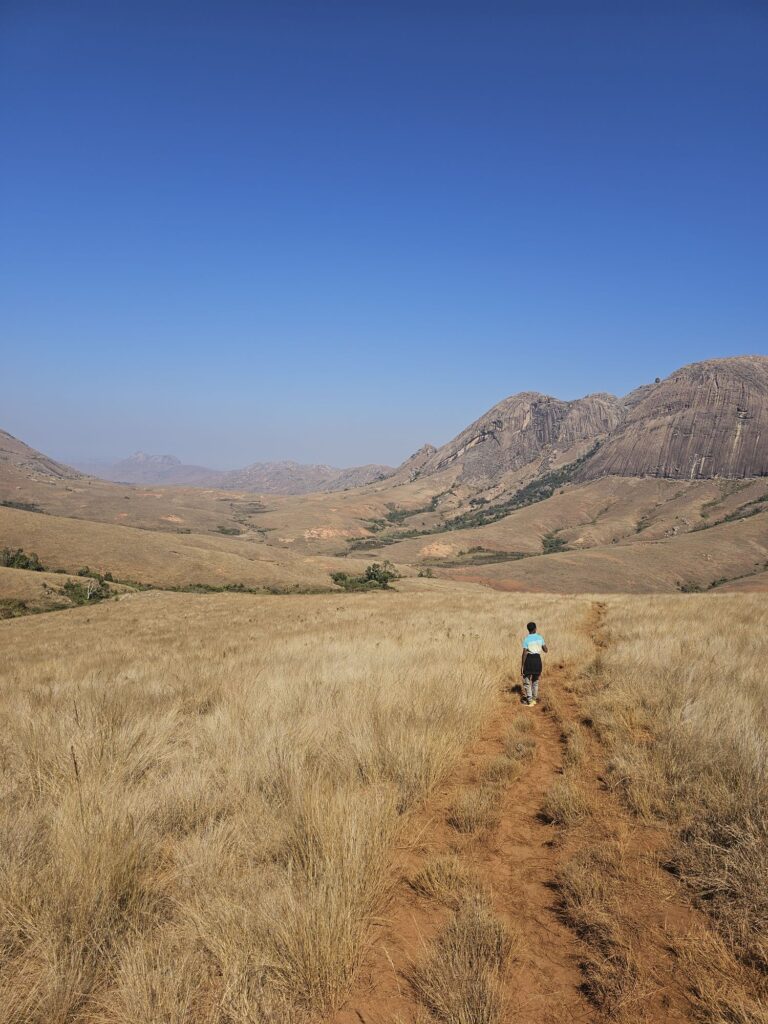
1,354 -> 767,1022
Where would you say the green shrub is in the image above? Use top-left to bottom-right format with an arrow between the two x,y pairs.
542,531 -> 569,555
0,499 -> 44,513
63,579 -> 113,605
677,580 -> 703,593
76,567 -> 114,583
331,561 -> 398,591
1,548 -> 45,571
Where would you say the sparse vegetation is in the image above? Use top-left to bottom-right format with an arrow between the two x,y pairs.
441,442 -> 601,532
677,580 -> 703,593
540,774 -> 592,826
447,784 -> 502,833
556,843 -> 640,1014
423,547 -> 529,568
347,445 -> 602,549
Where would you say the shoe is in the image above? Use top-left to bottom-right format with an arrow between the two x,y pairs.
522,699 -> 533,707
530,699 -> 538,706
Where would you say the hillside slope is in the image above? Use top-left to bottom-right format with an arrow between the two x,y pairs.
443,511 -> 768,593
1,429 -> 82,482
0,505 -> 367,590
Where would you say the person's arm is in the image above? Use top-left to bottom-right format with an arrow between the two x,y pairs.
521,639 -> 527,675
542,643 -> 549,653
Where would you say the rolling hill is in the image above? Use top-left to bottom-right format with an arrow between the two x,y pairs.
2,355 -> 766,597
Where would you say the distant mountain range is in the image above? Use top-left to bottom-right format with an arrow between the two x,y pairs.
8,355 -> 768,496
71,452 -> 395,494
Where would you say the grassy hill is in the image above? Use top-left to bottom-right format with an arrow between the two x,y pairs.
0,505 -> 370,592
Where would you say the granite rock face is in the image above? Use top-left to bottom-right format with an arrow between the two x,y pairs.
584,356 -> 768,480
415,392 -> 622,486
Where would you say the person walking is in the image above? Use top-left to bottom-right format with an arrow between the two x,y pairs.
521,621 -> 548,706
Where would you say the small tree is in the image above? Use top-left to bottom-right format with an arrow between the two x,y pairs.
363,561 -> 398,588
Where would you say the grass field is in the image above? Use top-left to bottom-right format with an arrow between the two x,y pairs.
0,589 -> 766,1023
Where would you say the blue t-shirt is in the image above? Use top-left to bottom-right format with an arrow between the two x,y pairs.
523,633 -> 545,654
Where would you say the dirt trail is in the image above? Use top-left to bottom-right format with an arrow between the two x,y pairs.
559,600 -> 705,1022
331,605 -> 713,1023
331,662 -> 593,1024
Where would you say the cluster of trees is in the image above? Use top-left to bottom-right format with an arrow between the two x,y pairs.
331,561 -> 399,591
1,547 -> 45,571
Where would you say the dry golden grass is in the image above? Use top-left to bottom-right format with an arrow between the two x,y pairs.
407,897 -> 517,1024
539,774 -> 592,826
408,855 -> 484,909
479,719 -> 536,787
674,930 -> 768,1024
0,504 -> 367,591
1,587 -> 766,1021
447,785 -> 502,834
555,843 -> 640,1016
579,595 -> 768,972
0,589 -> 593,1023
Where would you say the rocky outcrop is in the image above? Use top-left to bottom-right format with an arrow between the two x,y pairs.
413,393 -> 622,486
390,443 -> 438,482
583,356 -> 768,480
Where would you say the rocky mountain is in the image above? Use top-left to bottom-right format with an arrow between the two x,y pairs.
583,356 -> 768,480
80,453 -> 226,487
0,430 -> 82,481
410,392 -> 622,486
71,452 -> 393,494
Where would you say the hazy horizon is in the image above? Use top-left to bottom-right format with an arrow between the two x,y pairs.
3,2 -> 766,468
4,351 -> 754,471
6,358 -> 710,471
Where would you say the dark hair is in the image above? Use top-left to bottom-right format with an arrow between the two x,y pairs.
527,621 -> 536,633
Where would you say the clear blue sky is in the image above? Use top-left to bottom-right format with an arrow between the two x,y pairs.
2,1 -> 766,469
